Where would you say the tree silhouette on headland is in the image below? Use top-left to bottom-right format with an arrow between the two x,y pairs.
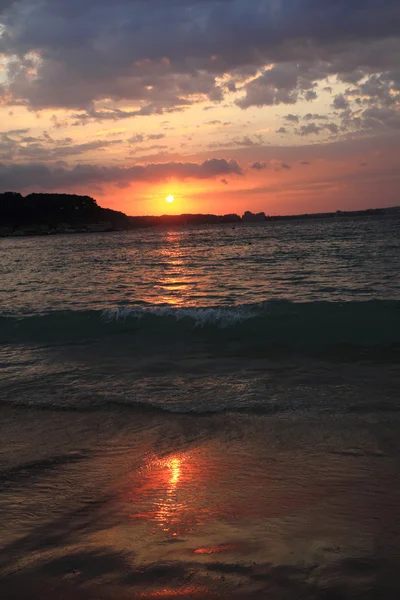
0,192 -> 130,232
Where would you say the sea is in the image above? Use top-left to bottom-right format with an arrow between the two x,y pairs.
1,217 -> 400,599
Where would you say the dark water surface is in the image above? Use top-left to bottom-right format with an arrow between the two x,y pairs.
1,218 -> 400,313
1,218 -> 400,598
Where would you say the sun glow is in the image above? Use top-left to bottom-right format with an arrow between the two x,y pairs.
166,195 -> 175,203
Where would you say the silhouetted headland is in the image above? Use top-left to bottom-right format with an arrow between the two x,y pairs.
0,192 -> 399,237
0,192 -> 130,237
129,213 -> 242,228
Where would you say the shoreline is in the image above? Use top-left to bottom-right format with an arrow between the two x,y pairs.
1,210 -> 399,239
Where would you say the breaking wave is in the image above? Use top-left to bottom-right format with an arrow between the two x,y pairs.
1,300 -> 400,354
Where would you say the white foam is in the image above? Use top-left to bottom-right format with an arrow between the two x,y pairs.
102,305 -> 260,328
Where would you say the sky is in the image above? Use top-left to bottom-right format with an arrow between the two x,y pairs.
0,0 -> 399,216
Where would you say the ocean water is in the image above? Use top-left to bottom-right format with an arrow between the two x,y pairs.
1,217 -> 400,598
1,217 -> 399,413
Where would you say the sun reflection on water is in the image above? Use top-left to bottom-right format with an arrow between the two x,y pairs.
169,458 -> 181,485
124,451 -> 213,537
155,456 -> 184,533
155,230 -> 197,306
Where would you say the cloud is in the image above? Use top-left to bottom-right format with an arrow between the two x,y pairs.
343,72 -> 400,109
324,123 -> 339,135
333,103 -> 400,135
128,134 -> 145,143
305,90 -> 318,101
333,94 -> 350,110
71,103 -> 190,123
18,139 -> 123,160
250,161 -> 267,170
0,0 -> 399,112
235,63 -> 320,109
0,129 -> 123,161
284,114 -> 300,123
130,144 -> 168,154
298,122 -> 339,136
208,134 -> 264,150
361,106 -> 400,130
0,0 -> 399,201
128,133 -> 165,144
250,160 -> 291,171
0,157 -> 244,191
234,135 -> 264,147
299,123 -> 322,136
303,113 -> 328,121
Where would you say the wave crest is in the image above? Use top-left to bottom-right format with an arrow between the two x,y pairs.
103,304 -> 260,328
1,300 -> 400,355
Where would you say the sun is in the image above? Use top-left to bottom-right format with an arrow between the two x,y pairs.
166,195 -> 175,203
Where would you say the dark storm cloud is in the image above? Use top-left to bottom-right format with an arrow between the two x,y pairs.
0,0 -> 399,110
0,158 -> 243,191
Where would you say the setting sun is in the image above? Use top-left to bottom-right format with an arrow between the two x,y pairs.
166,195 -> 175,203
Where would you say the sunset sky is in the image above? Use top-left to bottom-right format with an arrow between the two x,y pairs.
0,0 -> 399,216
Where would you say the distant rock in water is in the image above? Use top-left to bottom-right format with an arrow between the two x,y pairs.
242,211 -> 267,223
0,192 -> 131,236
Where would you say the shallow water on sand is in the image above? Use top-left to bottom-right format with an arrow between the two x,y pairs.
1,406 -> 400,599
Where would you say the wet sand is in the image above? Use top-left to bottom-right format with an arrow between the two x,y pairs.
1,406 -> 400,599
